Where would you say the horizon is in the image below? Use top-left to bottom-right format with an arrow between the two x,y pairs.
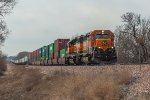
2,0 -> 150,56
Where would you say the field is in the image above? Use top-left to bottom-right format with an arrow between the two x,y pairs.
0,64 -> 150,100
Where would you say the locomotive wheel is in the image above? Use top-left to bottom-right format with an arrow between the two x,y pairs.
91,52 -> 101,64
66,57 -> 70,65
87,55 -> 93,65
75,55 -> 80,65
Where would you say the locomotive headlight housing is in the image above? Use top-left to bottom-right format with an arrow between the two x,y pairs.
99,47 -> 101,49
111,47 -> 114,49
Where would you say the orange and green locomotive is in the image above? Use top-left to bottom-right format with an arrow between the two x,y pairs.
67,30 -> 117,65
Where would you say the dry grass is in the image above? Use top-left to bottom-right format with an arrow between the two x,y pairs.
0,64 -> 145,100
23,68 -> 43,92
46,69 -> 132,100
0,65 -> 43,100
114,69 -> 131,85
131,92 -> 150,100
0,57 -> 7,75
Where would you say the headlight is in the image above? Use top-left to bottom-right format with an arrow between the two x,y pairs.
111,47 -> 114,49
99,47 -> 101,48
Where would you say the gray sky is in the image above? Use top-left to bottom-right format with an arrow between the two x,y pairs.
2,0 -> 150,56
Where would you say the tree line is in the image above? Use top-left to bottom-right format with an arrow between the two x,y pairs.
115,12 -> 150,64
0,0 -> 16,75
0,1 -> 149,65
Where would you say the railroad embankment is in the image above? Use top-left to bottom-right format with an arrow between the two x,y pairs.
0,64 -> 150,100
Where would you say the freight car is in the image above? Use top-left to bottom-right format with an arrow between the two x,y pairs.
12,56 -> 28,65
13,30 -> 117,65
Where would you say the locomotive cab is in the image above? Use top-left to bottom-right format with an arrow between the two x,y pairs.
76,35 -> 84,53
96,31 -> 114,51
68,38 -> 77,54
90,30 -> 116,61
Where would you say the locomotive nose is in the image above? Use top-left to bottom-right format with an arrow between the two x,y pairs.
96,39 -> 111,51
102,40 -> 108,46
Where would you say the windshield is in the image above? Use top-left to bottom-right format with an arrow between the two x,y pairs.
96,34 -> 109,39
103,34 -> 109,38
96,34 -> 103,39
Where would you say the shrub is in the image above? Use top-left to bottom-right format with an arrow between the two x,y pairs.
49,69 -> 131,100
0,52 -> 7,75
22,68 -> 43,92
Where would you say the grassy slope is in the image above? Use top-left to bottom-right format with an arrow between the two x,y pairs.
0,64 -> 149,100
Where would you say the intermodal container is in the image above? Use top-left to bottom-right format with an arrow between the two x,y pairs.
53,59 -> 58,65
32,51 -> 34,64
48,59 -> 53,65
50,53 -> 54,59
37,49 -> 39,60
41,46 -> 47,60
31,51 -> 34,64
49,43 -> 54,54
33,50 -> 36,62
29,52 -> 31,61
46,45 -> 49,60
33,50 -> 36,61
54,51 -> 60,59
35,49 -> 38,61
60,48 -> 67,58
54,39 -> 70,52
31,52 -> 33,62
28,53 -> 32,64
36,50 -> 38,60
38,48 -> 42,60
32,51 -> 34,61
58,58 -> 66,65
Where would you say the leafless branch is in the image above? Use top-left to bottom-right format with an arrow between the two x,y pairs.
115,12 -> 150,63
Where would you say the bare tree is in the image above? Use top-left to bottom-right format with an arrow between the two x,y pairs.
0,0 -> 16,46
0,0 -> 16,16
0,0 -> 16,74
115,12 -> 150,63
0,20 -> 9,45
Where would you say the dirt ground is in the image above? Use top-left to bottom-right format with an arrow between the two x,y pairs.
0,64 -> 150,100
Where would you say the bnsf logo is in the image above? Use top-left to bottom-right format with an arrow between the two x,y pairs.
102,41 -> 107,46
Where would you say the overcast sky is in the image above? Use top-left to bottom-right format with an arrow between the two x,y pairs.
1,0 -> 150,56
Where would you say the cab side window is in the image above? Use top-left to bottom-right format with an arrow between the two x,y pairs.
83,36 -> 87,41
110,35 -> 114,41
92,35 -> 95,40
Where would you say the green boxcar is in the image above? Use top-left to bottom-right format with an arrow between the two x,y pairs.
60,48 -> 67,58
49,43 -> 54,54
41,46 -> 47,60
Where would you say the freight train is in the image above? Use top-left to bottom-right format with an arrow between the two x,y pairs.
13,30 -> 117,65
